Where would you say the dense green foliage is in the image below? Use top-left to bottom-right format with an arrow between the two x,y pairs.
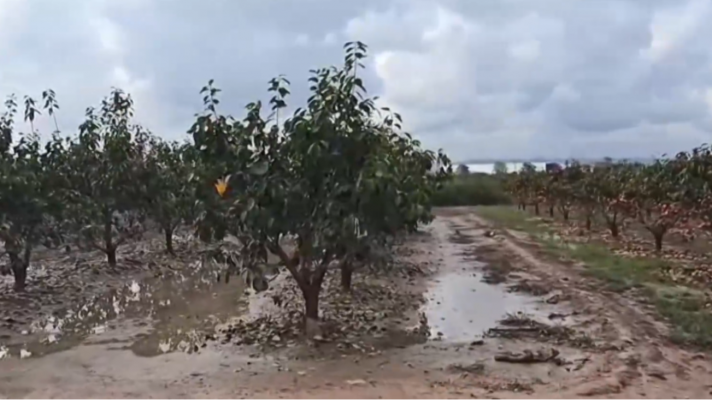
432,173 -> 511,206
0,42 -> 451,334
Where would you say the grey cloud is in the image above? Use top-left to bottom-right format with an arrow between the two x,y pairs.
344,0 -> 712,160
1,0 -> 712,162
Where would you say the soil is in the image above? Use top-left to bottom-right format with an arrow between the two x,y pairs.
0,207 -> 710,398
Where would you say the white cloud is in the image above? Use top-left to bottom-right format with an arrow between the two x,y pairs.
644,0 -> 711,62
90,16 -> 125,57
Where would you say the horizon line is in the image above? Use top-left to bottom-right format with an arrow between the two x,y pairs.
458,156 -> 655,165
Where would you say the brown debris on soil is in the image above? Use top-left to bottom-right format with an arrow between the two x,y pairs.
485,314 -> 593,349
473,274 -> 591,350
535,214 -> 712,287
214,255 -> 430,355
507,281 -> 550,296
494,347 -> 560,364
449,232 -> 476,245
447,361 -> 486,374
1,208 -> 712,399
0,231 -> 205,348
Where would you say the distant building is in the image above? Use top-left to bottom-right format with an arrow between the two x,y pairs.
545,162 -> 563,173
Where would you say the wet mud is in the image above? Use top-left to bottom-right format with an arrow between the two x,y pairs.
1,258 -> 248,360
0,208 -> 710,398
420,218 -> 563,344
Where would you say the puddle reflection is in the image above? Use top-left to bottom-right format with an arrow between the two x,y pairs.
422,220 -> 563,343
1,259 -> 248,359
422,270 -> 548,342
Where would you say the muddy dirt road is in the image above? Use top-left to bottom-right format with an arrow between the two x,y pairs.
0,208 -> 710,398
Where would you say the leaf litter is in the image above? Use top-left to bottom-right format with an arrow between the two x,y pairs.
213,255 -> 431,354
1,228 -> 440,360
0,230 -> 241,358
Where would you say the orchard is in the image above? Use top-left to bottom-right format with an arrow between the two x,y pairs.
4,39 -> 712,400
0,42 -> 452,337
504,155 -> 705,252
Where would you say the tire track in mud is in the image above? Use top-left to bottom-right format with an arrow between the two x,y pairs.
454,208 -> 712,398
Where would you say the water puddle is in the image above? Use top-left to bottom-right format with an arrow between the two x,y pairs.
0,260 -> 249,360
421,218 -> 564,343
422,269 -> 554,342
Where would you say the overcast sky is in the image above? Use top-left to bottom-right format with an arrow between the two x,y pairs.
1,0 -> 711,162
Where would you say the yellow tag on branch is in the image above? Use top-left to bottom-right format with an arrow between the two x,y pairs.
215,176 -> 229,197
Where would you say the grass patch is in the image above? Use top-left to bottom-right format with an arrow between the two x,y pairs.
475,205 -> 712,349
432,174 -> 511,206
475,205 -> 549,233
650,285 -> 712,348
567,244 -> 665,292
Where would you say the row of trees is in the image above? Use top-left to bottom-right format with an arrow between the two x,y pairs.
0,89 -> 201,288
0,42 -> 452,334
504,153 -> 712,252
455,161 -> 508,176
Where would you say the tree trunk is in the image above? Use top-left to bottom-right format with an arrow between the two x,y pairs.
340,262 -> 353,292
534,204 -> 540,215
8,251 -> 28,292
563,210 -> 569,221
608,222 -> 619,238
549,206 -> 554,217
106,245 -> 117,267
585,216 -> 592,231
654,232 -> 663,252
522,204 -> 527,211
164,226 -> 174,255
650,227 -> 666,252
270,242 -> 327,338
303,286 -> 319,320
103,214 -> 117,267
302,284 -> 321,338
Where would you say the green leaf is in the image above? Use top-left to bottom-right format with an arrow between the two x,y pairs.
249,161 -> 269,176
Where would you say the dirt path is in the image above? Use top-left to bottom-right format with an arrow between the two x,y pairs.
0,208 -> 710,398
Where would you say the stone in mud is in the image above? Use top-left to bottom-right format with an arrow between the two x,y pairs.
494,348 -> 560,364
345,379 -> 368,386
644,366 -> 666,381
691,353 -> 705,360
548,312 -> 566,320
576,378 -> 622,396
